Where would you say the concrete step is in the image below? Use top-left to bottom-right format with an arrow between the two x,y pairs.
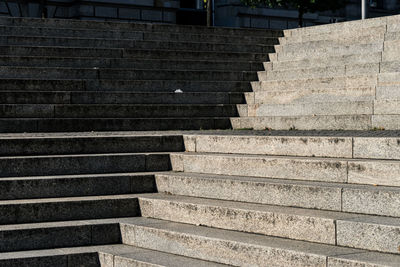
181,133 -> 400,160
247,87 -> 375,105
279,32 -> 385,53
0,244 -> 227,267
0,46 -> 267,61
0,152 -> 170,177
258,63 -> 379,81
0,67 -> 257,81
0,91 -> 245,104
380,40 -> 400,61
121,217 -> 400,266
0,56 -> 263,71
264,52 -> 382,71
0,216 -> 398,266
0,36 -> 274,53
0,117 -> 232,132
231,114 -> 372,131
241,101 -> 373,117
273,42 -> 383,62
139,193 -> 400,253
170,152 -> 400,187
233,114 -> 400,131
277,32 -> 386,53
285,16 -> 391,37
0,135 -> 183,156
279,25 -> 385,44
0,25 -> 279,46
0,17 -> 283,38
156,172 -> 400,217
0,104 -> 238,118
0,173 -> 158,200
0,79 -> 251,92
251,74 -> 378,92
0,194 -> 143,225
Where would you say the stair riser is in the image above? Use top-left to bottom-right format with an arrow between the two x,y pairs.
246,102 -> 373,116
280,34 -> 385,54
231,115 -> 373,131
184,135 -> 400,160
0,57 -> 262,71
0,118 -> 232,132
171,153 -> 400,187
156,174 -> 400,217
121,224 -> 331,266
0,198 -> 140,224
0,105 -> 238,118
0,79 -> 251,92
281,26 -> 385,44
0,154 -> 170,177
0,92 -> 245,105
0,47 -> 267,61
0,136 -> 183,156
0,17 -> 283,37
267,53 -> 381,71
259,64 -> 379,81
0,68 -> 257,81
0,26 -> 279,45
139,198 -> 337,245
0,175 -> 156,200
0,252 -> 100,267
274,43 -> 383,61
252,75 -> 378,92
251,88 -> 375,105
0,223 -> 121,252
0,37 -> 272,53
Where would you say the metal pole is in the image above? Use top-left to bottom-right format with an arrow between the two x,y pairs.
362,0 -> 366,19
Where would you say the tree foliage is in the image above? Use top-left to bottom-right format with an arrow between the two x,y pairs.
241,0 -> 347,27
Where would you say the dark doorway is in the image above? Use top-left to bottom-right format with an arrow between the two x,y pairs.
177,0 -> 206,25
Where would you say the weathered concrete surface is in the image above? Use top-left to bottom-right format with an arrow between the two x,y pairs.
337,216 -> 400,254
171,152 -> 348,183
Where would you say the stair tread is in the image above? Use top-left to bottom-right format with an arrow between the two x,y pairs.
139,193 -> 400,224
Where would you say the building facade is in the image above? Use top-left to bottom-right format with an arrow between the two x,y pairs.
1,0 -> 399,29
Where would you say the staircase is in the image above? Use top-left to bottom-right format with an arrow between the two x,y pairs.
0,16 -> 280,132
233,14 -> 400,130
1,16 -> 400,267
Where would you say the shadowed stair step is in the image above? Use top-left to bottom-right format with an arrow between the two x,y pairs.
120,217 -> 400,266
0,46 -> 268,61
0,194 -> 143,224
0,135 -> 183,156
0,245 -> 228,267
0,67 -> 257,81
0,91 -> 245,104
0,79 -> 251,92
0,172 -> 159,200
0,104 -> 238,118
171,152 -> 400,186
0,152 -> 170,177
0,56 -> 263,71
156,172 -> 400,217
0,36 -> 273,53
0,17 -> 283,37
0,118 -> 232,132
